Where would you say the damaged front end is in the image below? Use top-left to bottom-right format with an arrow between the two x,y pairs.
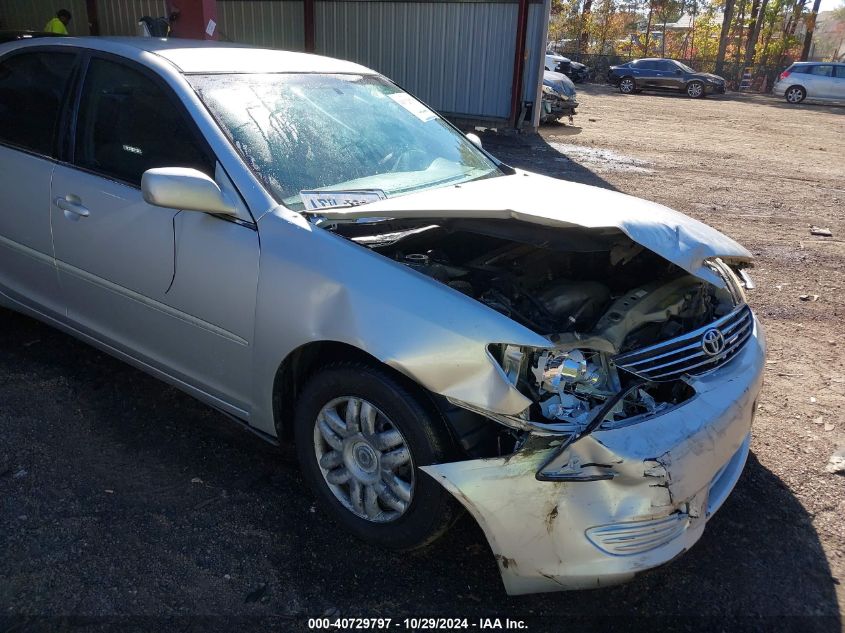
318,175 -> 765,594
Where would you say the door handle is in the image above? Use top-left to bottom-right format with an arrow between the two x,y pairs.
54,196 -> 90,218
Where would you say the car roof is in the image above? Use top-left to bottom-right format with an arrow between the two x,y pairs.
0,36 -> 376,75
790,61 -> 844,65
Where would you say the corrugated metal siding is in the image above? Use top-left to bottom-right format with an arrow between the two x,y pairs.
315,1 -> 516,119
96,0 -> 166,36
523,1 -> 545,102
0,0 -> 89,34
217,0 -> 304,50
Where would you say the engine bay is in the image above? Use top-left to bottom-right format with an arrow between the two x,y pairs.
333,217 -> 746,431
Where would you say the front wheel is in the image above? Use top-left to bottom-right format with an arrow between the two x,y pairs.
785,86 -> 806,104
293,362 -> 459,550
686,80 -> 705,98
619,77 -> 635,94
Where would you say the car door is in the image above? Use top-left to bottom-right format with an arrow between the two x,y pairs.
807,64 -> 834,98
832,65 -> 845,100
50,54 -> 260,414
637,60 -> 659,88
0,47 -> 79,318
662,60 -> 685,90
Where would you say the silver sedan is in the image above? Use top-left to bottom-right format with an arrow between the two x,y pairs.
0,37 -> 764,594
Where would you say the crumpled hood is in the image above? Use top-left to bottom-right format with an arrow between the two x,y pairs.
543,70 -> 576,98
311,171 -> 752,285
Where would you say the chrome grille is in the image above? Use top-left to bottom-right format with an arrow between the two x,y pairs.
613,304 -> 754,382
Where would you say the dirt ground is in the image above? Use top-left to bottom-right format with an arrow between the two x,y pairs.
1,84 -> 844,631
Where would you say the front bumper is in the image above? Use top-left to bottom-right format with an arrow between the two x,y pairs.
423,316 -> 765,595
708,83 -> 726,94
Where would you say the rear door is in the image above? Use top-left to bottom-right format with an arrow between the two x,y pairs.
0,47 -> 79,317
50,53 -> 260,412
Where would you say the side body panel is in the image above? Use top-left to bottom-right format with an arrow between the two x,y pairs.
248,207 -> 552,436
0,147 -> 63,316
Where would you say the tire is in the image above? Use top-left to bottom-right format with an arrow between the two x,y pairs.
686,80 -> 705,98
293,361 -> 459,551
785,85 -> 806,104
619,76 -> 635,94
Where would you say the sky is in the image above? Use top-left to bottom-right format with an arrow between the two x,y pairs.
819,0 -> 842,12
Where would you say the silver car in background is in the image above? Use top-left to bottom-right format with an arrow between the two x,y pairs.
0,37 -> 764,594
773,61 -> 845,104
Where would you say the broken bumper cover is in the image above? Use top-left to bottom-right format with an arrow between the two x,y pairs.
422,315 -> 765,595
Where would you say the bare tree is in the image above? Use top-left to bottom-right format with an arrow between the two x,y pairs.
715,0 -> 737,74
743,0 -> 768,67
580,0 -> 595,53
643,0 -> 656,54
800,0 -> 823,59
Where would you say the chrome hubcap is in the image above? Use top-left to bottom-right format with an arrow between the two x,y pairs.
621,79 -> 633,93
688,83 -> 702,97
787,88 -> 802,103
313,396 -> 414,523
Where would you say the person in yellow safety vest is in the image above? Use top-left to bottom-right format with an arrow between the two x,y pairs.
44,9 -> 71,35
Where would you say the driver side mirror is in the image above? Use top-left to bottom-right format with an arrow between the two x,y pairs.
466,132 -> 483,149
141,167 -> 237,216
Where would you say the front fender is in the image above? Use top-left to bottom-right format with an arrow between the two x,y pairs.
248,207 -> 551,436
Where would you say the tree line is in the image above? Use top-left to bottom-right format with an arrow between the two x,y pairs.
549,0 -> 845,75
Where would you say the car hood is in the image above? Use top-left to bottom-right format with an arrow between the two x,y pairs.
699,72 -> 725,82
543,70 -> 576,98
309,171 -> 752,286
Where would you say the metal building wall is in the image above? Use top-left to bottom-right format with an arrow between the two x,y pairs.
217,0 -> 304,50
314,1 -> 518,120
96,0 -> 167,35
0,0 -> 89,34
66,0 -> 549,127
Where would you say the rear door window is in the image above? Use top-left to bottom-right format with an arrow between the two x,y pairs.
73,57 -> 213,186
810,65 -> 833,77
0,50 -> 77,156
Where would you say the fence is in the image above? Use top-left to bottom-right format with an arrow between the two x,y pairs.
562,53 -> 787,92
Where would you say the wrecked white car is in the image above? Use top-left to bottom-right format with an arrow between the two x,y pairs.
0,38 -> 764,595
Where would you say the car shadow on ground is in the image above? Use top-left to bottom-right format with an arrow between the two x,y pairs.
0,308 -> 840,629
481,130 -> 621,192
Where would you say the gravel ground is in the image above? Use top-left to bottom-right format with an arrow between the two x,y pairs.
1,84 -> 843,632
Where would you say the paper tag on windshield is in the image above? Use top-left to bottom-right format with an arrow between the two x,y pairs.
389,93 -> 437,122
299,189 -> 387,211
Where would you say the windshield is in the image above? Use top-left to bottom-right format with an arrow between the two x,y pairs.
190,73 -> 501,211
675,61 -> 696,73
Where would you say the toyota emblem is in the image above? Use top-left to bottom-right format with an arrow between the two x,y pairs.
701,328 -> 726,356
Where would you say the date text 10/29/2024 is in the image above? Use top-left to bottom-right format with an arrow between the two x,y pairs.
308,618 -> 529,630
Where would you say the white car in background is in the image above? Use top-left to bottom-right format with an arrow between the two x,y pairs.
773,61 -> 845,104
